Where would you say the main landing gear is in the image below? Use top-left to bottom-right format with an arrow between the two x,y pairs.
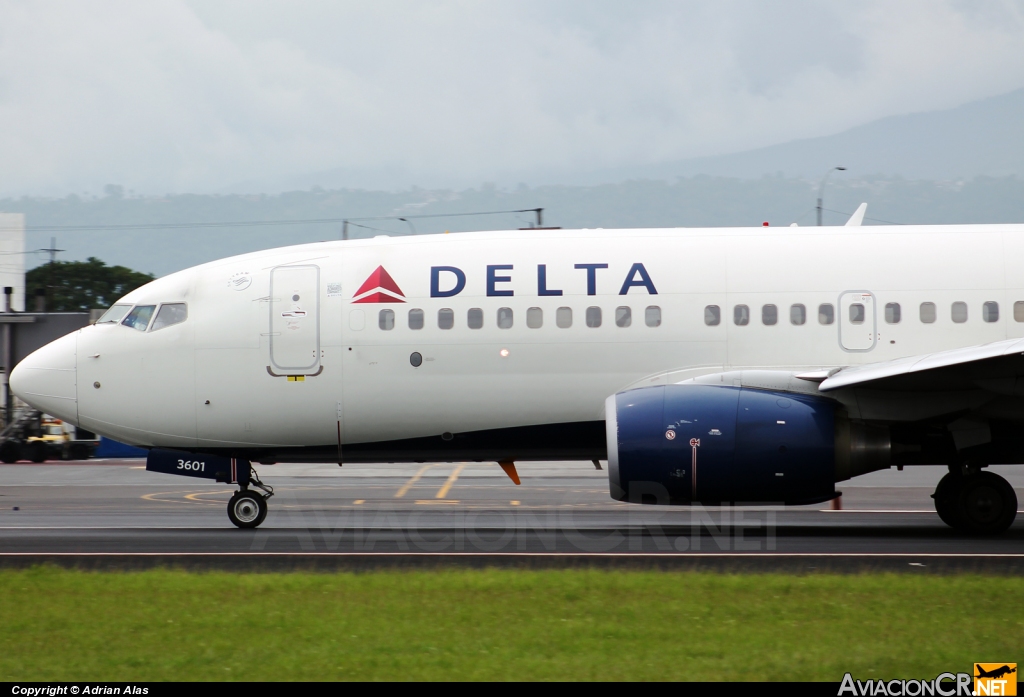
932,469 -> 1017,534
226,468 -> 274,529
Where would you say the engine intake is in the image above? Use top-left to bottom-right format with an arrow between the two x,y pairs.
606,384 -> 889,505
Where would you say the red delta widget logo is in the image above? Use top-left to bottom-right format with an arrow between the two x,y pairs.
352,266 -> 407,304
351,263 -> 658,302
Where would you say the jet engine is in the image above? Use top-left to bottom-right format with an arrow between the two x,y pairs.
605,384 -> 889,505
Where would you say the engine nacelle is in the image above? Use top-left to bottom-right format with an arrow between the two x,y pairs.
606,384 -> 889,505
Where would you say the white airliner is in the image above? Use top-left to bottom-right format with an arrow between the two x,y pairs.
10,217 -> 1023,532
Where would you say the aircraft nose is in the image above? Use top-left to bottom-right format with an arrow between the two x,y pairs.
10,331 -> 78,423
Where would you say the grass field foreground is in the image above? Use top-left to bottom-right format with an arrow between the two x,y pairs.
0,567 -> 1020,681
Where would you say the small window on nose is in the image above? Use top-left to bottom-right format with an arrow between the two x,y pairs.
150,303 -> 188,331
122,305 -> 156,332
97,304 -> 132,324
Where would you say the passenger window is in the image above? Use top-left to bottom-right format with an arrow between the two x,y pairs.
849,303 -> 865,324
556,307 -> 573,328
1015,301 -> 1024,322
379,309 -> 395,330
704,305 -> 721,326
983,301 -> 999,323
951,302 -> 968,323
586,306 -> 602,328
790,304 -> 805,326
645,306 -> 662,327
527,307 -> 543,328
408,308 -> 424,330
818,303 -> 834,325
616,306 -> 632,327
497,307 -> 513,329
438,308 -> 454,330
97,303 -> 132,324
884,302 -> 901,324
762,304 -> 778,326
467,308 -> 483,329
122,305 -> 156,332
150,303 -> 188,331
920,302 -> 936,324
733,304 -> 750,326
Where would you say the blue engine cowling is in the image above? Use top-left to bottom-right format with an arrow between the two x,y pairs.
606,384 -> 841,505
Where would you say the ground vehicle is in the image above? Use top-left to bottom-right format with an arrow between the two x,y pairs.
0,410 -> 98,463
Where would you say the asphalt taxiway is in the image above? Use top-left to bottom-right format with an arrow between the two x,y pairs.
0,460 -> 1022,571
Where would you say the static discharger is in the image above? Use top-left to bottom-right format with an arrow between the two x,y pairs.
498,460 -> 521,485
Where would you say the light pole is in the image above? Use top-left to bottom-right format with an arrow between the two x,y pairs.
398,217 -> 417,235
817,166 -> 846,226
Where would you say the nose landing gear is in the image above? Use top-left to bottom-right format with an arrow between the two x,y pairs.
932,469 -> 1017,534
145,448 -> 274,529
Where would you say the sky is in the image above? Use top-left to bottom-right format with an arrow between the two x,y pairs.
2,0 -> 1024,196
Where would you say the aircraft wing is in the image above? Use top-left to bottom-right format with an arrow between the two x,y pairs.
817,337 -> 1024,393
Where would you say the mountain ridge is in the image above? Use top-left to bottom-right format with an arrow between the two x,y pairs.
234,88 -> 1024,193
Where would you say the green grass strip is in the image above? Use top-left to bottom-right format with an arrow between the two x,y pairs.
0,567 -> 1020,681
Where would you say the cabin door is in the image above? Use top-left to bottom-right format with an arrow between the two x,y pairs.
269,265 -> 321,373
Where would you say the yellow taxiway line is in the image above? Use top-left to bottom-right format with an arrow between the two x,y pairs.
394,464 -> 434,498
435,464 -> 467,499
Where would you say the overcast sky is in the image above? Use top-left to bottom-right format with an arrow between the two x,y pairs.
2,0 -> 1024,196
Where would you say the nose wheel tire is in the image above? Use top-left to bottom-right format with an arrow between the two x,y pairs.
227,490 -> 268,529
933,471 -> 1017,534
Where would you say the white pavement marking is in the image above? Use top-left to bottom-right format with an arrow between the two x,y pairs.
0,552 -> 1021,558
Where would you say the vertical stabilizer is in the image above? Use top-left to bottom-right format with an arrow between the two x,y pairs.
845,203 -> 868,227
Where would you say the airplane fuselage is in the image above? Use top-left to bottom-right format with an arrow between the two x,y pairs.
14,224 -> 1024,464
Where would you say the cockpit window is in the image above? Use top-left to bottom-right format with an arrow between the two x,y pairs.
150,303 -> 188,331
96,304 -> 132,324
122,305 -> 156,332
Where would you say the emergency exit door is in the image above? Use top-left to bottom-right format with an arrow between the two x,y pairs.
838,291 -> 876,352
270,265 -> 320,372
